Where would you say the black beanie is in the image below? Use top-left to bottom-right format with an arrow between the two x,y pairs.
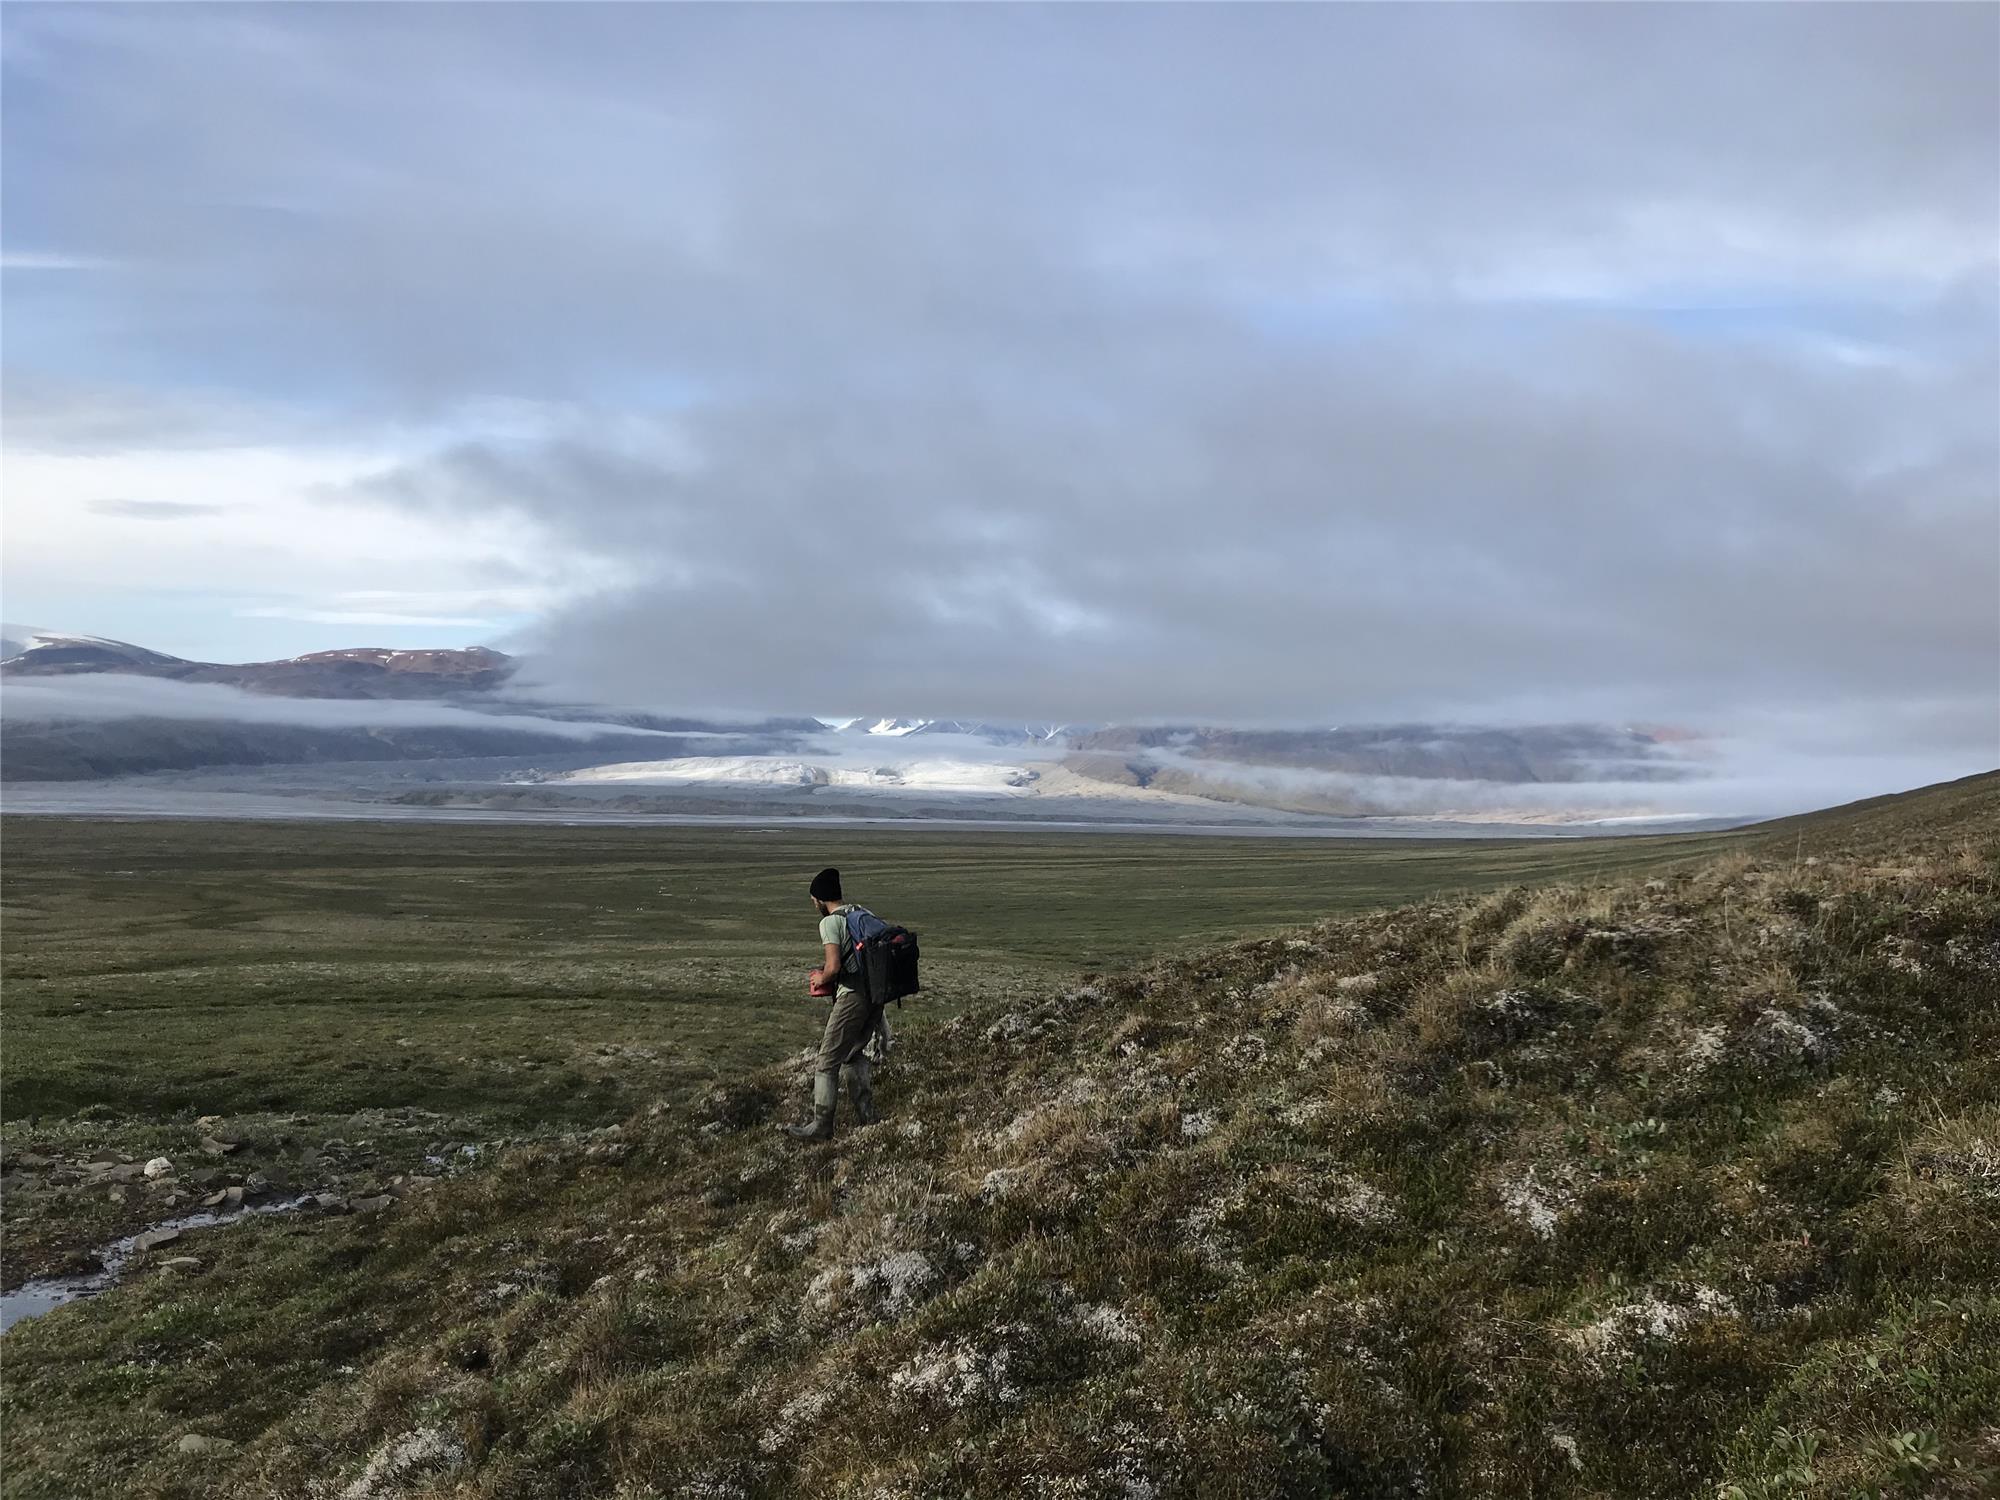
809,867 -> 842,902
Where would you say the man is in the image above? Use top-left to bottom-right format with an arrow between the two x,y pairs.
789,867 -> 878,1141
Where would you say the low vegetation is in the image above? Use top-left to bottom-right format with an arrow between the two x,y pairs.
2,775 -> 1996,1497
0,816 -> 1712,1285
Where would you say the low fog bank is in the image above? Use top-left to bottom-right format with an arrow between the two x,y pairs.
1133,744 -> 1994,821
0,674 -> 697,741
532,730 -> 1993,822
1,675 -> 1987,821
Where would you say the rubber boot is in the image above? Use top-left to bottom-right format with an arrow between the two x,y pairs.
841,1057 -> 878,1126
786,1071 -> 838,1141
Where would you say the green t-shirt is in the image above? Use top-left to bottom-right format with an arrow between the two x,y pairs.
819,908 -> 857,995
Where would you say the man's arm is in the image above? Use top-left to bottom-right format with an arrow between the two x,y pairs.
813,941 -> 842,986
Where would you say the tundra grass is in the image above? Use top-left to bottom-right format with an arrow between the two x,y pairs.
2,778 -> 1996,1497
1,815 -> 1722,1282
1,815 -> 1722,1130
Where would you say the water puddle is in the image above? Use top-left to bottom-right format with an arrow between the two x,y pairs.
1,1195 -> 315,1334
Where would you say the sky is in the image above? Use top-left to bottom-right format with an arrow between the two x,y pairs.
3,3 -> 1996,771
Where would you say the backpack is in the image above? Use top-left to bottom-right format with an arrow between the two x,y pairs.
839,904 -> 921,1007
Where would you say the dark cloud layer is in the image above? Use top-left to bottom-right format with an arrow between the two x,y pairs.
4,4 -> 1995,751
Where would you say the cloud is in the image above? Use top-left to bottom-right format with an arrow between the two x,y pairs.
88,498 -> 226,520
1,4 -> 1993,776
1129,744 -> 1990,823
0,251 -> 120,271
235,607 -> 501,629
371,311 -> 1996,749
0,673 -> 676,739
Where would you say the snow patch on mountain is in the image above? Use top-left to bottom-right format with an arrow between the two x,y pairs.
550,756 -> 1040,794
829,718 -> 1077,747
1,625 -> 184,667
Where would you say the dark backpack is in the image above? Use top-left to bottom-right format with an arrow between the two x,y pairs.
840,904 -> 921,1007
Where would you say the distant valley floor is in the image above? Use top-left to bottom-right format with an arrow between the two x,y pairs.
0,753 -> 1750,839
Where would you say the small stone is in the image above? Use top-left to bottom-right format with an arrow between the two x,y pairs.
311,1193 -> 349,1213
199,1136 -> 240,1157
201,1190 -> 228,1208
134,1227 -> 182,1251
15,1152 -> 54,1170
143,1156 -> 174,1180
175,1433 -> 235,1455
352,1194 -> 396,1213
160,1256 -> 202,1272
242,1173 -> 270,1196
222,1186 -> 245,1209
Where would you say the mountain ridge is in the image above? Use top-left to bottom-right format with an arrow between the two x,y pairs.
2,628 -> 515,700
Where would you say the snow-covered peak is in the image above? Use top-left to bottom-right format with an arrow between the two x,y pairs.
0,625 -> 184,668
817,716 -> 1077,747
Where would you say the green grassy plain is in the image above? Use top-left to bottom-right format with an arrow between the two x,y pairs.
2,815 -> 1725,1129
2,817 -> 1724,1287
2,781 -> 1995,1497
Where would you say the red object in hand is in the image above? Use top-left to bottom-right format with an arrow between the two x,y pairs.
808,970 -> 836,998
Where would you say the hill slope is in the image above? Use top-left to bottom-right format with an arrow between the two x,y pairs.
3,776 -> 1997,1498
1,630 -> 514,698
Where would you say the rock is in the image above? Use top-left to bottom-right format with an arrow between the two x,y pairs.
222,1186 -> 245,1209
199,1136 -> 240,1157
15,1151 -> 54,1170
134,1227 -> 182,1252
200,1190 -> 228,1209
243,1172 -> 271,1196
311,1193 -> 350,1213
176,1433 -> 236,1455
144,1156 -> 175,1180
352,1194 -> 396,1213
88,1148 -> 126,1164
160,1256 -> 202,1272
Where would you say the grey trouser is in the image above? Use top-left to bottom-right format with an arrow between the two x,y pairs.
816,989 -> 877,1073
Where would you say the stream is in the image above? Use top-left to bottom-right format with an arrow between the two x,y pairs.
1,1196 -> 317,1334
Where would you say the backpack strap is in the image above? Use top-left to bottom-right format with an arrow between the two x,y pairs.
840,905 -> 872,969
